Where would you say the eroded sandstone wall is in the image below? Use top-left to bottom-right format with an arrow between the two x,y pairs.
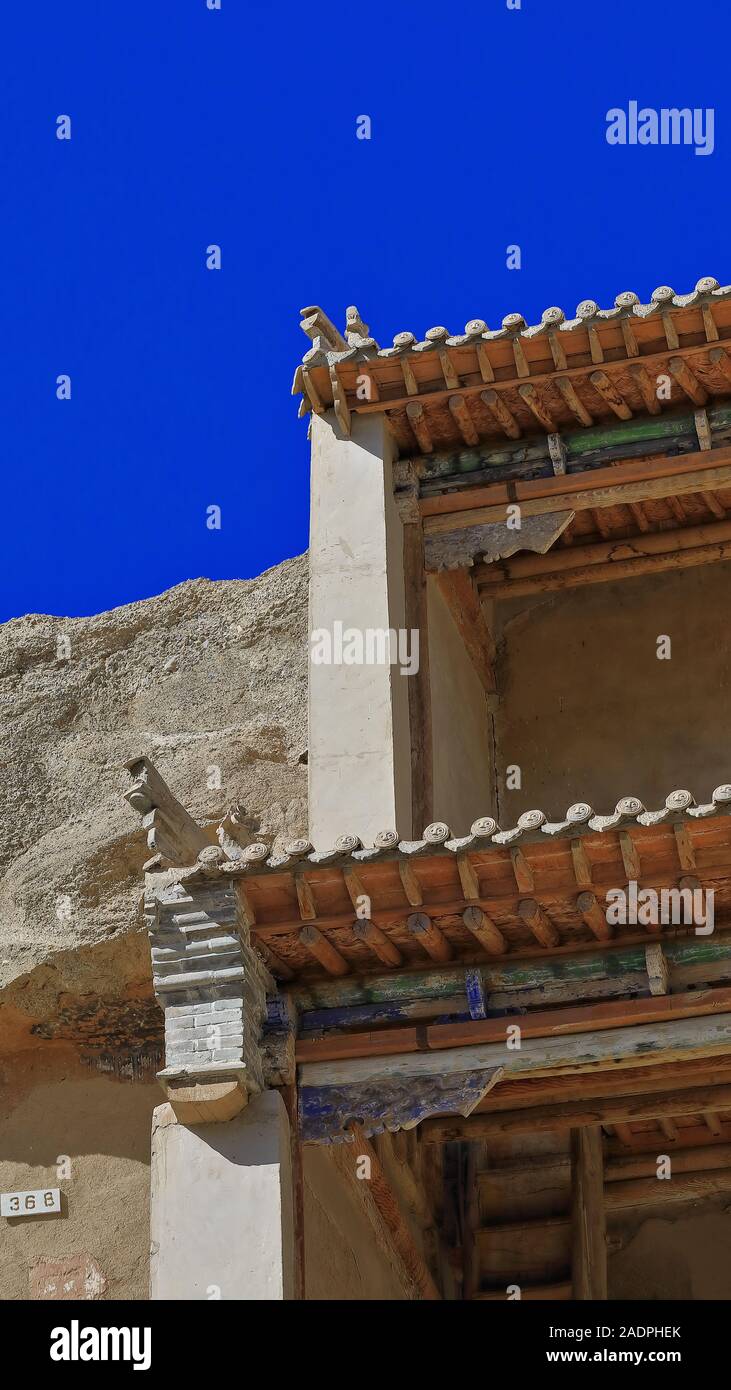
0,557 -> 310,1299
0,555 -> 309,1042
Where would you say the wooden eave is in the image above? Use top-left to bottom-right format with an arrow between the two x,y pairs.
151,785 -> 731,983
294,280 -> 731,458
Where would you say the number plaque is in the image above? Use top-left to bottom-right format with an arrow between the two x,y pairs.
1,1187 -> 61,1217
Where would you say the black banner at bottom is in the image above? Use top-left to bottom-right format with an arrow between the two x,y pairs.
0,1298 -> 718,1375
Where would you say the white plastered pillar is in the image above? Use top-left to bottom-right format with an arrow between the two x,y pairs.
308,410 -> 413,848
150,1090 -> 295,1300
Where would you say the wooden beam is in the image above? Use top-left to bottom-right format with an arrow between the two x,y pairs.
448,394 -> 479,446
423,446 -> 731,528
709,345 -> 731,387
352,918 -> 403,968
645,942 -> 669,996
351,335 -> 731,421
329,366 -> 351,435
474,1281 -> 571,1301
296,985 -> 731,1064
434,568 -> 495,695
406,401 -> 433,453
606,1142 -> 731,1179
477,516 -> 731,582
570,839 -> 593,888
398,860 -> 423,907
340,1129 -> 441,1300
476,344 -> 495,383
422,1081 -> 731,1142
518,383 -> 556,433
254,937 -> 295,981
629,363 -> 662,415
475,527 -> 731,598
300,366 -> 325,414
518,898 -> 559,948
605,1168 -> 731,1210
571,1126 -> 607,1300
407,911 -> 453,963
510,848 -> 534,893
669,356 -> 708,406
291,934 -> 731,1014
628,501 -> 650,532
294,871 -> 317,921
674,822 -> 696,871
456,854 -> 480,900
299,925 -> 350,976
589,370 -> 632,419
555,376 -> 593,427
480,389 -> 521,439
462,905 -> 507,956
437,347 -> 459,390
576,890 -> 611,941
619,830 -> 641,880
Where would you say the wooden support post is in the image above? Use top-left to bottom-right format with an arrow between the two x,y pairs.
347,1127 -> 441,1300
645,942 -> 669,996
570,1126 -> 607,1301
400,480 -> 434,838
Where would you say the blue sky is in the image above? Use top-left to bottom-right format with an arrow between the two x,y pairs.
1,0 -> 729,620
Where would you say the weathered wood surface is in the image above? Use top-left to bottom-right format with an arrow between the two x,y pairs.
402,513 -> 433,834
422,1082 -> 731,1141
425,511 -> 574,571
423,445 -> 731,528
300,1011 -> 731,1094
433,569 -> 496,693
295,985 -> 731,1064
475,516 -> 731,597
477,515 -> 731,585
292,934 -> 731,1021
571,1127 -> 607,1300
418,404 -> 731,492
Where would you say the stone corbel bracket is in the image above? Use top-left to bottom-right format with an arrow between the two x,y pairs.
124,755 -> 211,869
145,873 -> 273,1123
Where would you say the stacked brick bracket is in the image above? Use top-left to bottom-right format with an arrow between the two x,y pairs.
145,878 -> 272,1096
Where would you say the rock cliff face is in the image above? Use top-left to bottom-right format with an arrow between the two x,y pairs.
0,555 -> 308,1039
